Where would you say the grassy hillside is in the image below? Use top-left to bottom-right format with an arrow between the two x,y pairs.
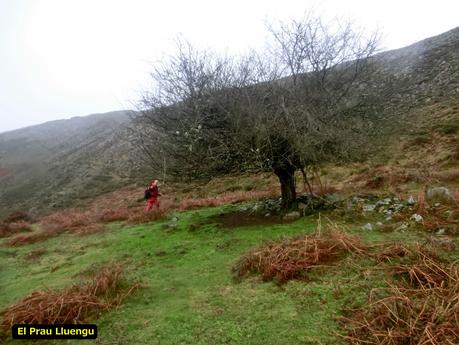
2,202 -> 446,345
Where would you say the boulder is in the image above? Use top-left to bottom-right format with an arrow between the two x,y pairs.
283,211 -> 301,221
410,213 -> 423,222
426,187 -> 453,204
395,223 -> 409,231
407,196 -> 416,205
362,204 -> 376,212
361,223 -> 373,231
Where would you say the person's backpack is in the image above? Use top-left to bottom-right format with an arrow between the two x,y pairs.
144,189 -> 151,200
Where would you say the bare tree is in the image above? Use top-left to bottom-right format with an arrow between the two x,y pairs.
132,14 -> 380,209
257,15 -> 380,207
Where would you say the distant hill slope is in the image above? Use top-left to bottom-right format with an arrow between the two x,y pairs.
0,111 -> 147,216
366,26 -> 459,115
0,27 -> 458,218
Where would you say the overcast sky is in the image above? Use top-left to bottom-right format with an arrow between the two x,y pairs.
0,0 -> 458,133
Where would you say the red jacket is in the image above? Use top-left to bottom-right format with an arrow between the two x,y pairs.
148,185 -> 160,198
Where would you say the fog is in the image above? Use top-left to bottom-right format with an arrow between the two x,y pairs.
0,0 -> 458,133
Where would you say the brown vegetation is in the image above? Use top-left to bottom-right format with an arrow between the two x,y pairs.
342,244 -> 459,345
4,182 -> 279,246
0,264 -> 139,331
179,189 -> 277,211
0,221 -> 32,238
0,211 -> 34,238
232,225 -> 368,284
391,190 -> 459,233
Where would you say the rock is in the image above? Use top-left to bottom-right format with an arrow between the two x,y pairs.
407,196 -> 416,205
393,204 -> 404,212
361,223 -> 373,231
437,228 -> 446,235
410,214 -> 423,222
363,204 -> 376,212
376,222 -> 383,228
353,196 -> 366,203
426,187 -> 453,204
395,223 -> 408,231
283,211 -> 301,221
381,198 -> 392,205
324,193 -> 344,204
296,193 -> 336,215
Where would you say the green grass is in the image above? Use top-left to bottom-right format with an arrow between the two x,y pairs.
0,205 -> 441,344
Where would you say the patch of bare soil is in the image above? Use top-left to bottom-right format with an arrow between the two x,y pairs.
213,211 -> 290,228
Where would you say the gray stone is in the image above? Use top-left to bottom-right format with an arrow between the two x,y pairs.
361,223 -> 373,231
162,223 -> 178,229
395,223 -> 409,231
407,196 -> 416,205
283,211 -> 301,221
410,214 -> 423,222
363,204 -> 376,212
426,187 -> 453,204
377,198 -> 392,205
394,204 -> 404,211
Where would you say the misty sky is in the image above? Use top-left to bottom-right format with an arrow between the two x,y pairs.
0,0 -> 458,133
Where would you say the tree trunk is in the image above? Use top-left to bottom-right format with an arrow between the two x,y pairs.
274,166 -> 297,210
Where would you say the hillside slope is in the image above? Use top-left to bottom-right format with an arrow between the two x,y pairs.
0,111 -> 146,216
0,27 -> 458,218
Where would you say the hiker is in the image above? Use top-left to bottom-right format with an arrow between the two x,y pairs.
145,180 -> 161,211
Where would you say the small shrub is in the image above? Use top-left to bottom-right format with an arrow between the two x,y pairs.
409,134 -> 431,145
435,122 -> 459,135
232,225 -> 368,284
0,221 -> 32,238
96,209 -> 130,223
342,245 -> 459,345
365,175 -> 384,189
3,211 -> 33,224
